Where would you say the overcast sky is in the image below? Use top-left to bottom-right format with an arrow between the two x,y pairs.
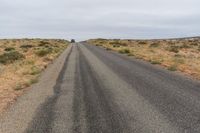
0,0 -> 200,40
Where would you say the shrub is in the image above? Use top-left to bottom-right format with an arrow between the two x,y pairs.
4,47 -> 15,51
118,49 -> 130,54
30,66 -> 41,75
109,41 -> 121,45
106,47 -> 112,51
190,43 -> 198,46
174,54 -> 182,58
95,44 -> 102,46
0,51 -> 24,64
180,44 -> 191,49
29,77 -> 39,84
20,44 -> 33,49
138,41 -> 147,45
174,58 -> 185,64
198,46 -> 200,51
113,44 -> 120,47
168,46 -> 179,53
168,65 -> 177,71
35,48 -> 52,57
127,53 -> 134,56
124,49 -> 130,53
38,41 -> 50,47
149,43 -> 160,48
14,84 -> 23,91
150,60 -> 161,64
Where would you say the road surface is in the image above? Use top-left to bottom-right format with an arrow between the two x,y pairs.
1,43 -> 200,133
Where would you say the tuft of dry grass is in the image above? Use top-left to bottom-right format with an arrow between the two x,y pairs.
0,39 -> 69,112
87,38 -> 200,80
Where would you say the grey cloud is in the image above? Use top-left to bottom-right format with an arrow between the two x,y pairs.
0,0 -> 200,40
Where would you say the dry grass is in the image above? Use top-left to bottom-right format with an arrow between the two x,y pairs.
87,38 -> 200,80
0,39 -> 69,112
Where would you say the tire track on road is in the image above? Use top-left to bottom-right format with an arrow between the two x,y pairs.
72,45 -> 129,133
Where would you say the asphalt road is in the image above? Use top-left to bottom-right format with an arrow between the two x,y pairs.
1,43 -> 200,133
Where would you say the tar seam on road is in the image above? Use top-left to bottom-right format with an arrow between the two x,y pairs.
24,46 -> 73,133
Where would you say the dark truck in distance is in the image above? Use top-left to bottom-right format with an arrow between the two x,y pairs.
71,39 -> 75,43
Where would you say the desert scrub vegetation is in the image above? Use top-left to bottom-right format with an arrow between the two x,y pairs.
0,51 -> 24,64
35,48 -> 53,57
87,38 -> 200,80
0,39 -> 69,112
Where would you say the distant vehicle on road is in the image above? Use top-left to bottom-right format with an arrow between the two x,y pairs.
71,39 -> 75,43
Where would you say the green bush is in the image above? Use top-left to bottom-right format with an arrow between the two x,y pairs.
0,51 -> 25,64
35,48 -> 52,57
